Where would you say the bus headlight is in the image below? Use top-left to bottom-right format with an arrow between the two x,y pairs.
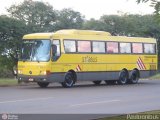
18,70 -> 22,74
43,70 -> 51,75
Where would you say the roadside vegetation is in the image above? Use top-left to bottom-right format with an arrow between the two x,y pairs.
99,110 -> 160,120
150,73 -> 160,79
0,78 -> 17,86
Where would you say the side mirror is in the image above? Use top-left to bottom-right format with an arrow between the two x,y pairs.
52,44 -> 57,61
52,44 -> 57,55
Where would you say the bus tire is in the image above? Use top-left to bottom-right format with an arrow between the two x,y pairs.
129,70 -> 139,84
118,70 -> 128,85
61,72 -> 74,88
93,81 -> 101,85
37,82 -> 49,88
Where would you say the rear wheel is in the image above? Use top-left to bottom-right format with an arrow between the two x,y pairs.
129,70 -> 139,84
118,70 -> 128,85
61,72 -> 75,88
93,81 -> 101,85
37,82 -> 49,88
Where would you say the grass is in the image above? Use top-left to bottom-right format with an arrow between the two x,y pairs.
99,110 -> 160,120
0,78 -> 18,86
150,73 -> 160,79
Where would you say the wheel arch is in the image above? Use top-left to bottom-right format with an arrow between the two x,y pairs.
68,69 -> 77,83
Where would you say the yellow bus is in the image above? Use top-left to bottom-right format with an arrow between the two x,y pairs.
18,29 -> 157,88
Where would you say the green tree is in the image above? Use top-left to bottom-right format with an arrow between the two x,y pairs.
0,15 -> 26,58
84,14 -> 160,38
7,0 -> 57,32
82,18 -> 106,31
0,15 -> 27,77
55,8 -> 84,30
100,15 -> 128,35
121,14 -> 158,37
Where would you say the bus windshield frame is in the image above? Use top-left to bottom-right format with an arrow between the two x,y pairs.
20,39 -> 51,62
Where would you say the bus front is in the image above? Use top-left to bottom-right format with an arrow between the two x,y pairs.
17,33 -> 53,87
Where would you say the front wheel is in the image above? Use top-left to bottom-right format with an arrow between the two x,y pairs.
118,70 -> 128,85
37,82 -> 49,88
61,72 -> 75,88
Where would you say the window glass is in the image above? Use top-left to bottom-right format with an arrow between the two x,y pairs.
21,40 -> 51,62
106,42 -> 118,53
78,41 -> 91,52
120,43 -> 131,53
92,41 -> 105,53
64,40 -> 76,52
144,44 -> 156,54
132,43 -> 143,53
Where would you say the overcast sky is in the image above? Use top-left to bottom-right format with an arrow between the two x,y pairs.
0,0 -> 154,19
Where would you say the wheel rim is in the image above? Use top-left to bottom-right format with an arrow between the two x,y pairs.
120,71 -> 127,84
65,74 -> 74,86
131,73 -> 138,83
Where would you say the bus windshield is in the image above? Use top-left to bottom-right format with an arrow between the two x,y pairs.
20,40 -> 51,62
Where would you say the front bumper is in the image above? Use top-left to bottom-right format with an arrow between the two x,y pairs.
17,73 -> 65,83
17,74 -> 51,83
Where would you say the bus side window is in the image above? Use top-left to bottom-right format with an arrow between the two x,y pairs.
52,40 -> 60,61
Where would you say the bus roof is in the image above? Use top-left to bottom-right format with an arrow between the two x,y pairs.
54,29 -> 111,36
23,33 -> 52,39
23,29 -> 111,39
22,29 -> 156,43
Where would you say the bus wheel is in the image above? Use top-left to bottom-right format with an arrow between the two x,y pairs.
61,72 -> 74,88
129,70 -> 139,84
105,80 -> 116,85
118,70 -> 128,85
93,81 -> 101,85
37,82 -> 49,88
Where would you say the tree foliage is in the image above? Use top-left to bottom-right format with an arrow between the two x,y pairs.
7,0 -> 57,32
82,18 -> 105,31
0,15 -> 26,59
84,14 -> 160,37
55,8 -> 84,30
0,15 -> 27,77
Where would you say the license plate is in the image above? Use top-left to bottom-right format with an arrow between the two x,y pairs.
29,78 -> 34,81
